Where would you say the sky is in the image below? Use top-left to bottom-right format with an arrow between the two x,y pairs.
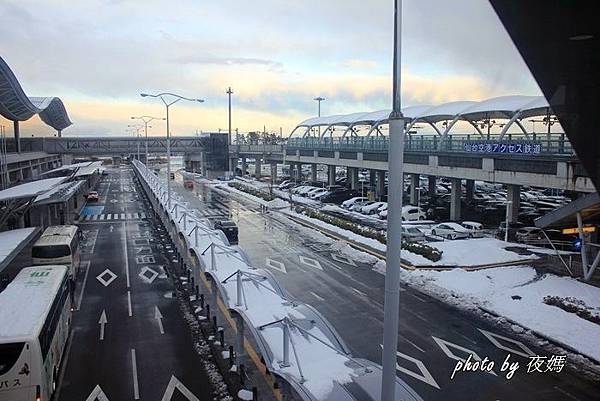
0,0 -> 542,137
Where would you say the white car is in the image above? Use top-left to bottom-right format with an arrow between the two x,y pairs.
296,186 -> 317,196
350,200 -> 373,212
304,187 -> 325,197
379,209 -> 388,219
461,221 -> 484,237
431,223 -> 471,240
401,206 -> 426,221
309,188 -> 329,199
341,197 -> 368,209
291,185 -> 309,194
361,201 -> 387,215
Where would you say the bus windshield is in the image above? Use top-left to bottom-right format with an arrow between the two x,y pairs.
0,342 -> 24,375
32,245 -> 71,259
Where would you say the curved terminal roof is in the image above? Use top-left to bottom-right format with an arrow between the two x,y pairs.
294,95 -> 551,132
0,56 -> 72,131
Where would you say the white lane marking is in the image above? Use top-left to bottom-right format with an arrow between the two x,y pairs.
122,221 -> 130,288
77,261 -> 92,310
478,328 -> 535,358
410,293 -> 428,303
131,349 -> 140,400
127,290 -> 132,317
265,257 -> 287,273
554,386 -> 582,401
299,255 -> 323,270
330,253 -> 357,266
99,310 -> 107,341
155,305 -> 165,334
310,291 -> 325,301
161,375 -> 200,401
85,385 -> 110,401
410,311 -> 429,324
96,269 -> 117,287
399,335 -> 426,353
379,344 -> 440,389
351,287 -> 367,297
432,336 -> 497,376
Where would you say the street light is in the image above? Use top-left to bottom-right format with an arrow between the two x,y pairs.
382,1 -> 404,400
314,96 -> 325,138
140,92 -> 204,209
127,124 -> 144,160
226,87 -> 234,174
131,115 -> 166,164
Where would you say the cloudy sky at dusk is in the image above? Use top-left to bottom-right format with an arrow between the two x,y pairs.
0,0 -> 542,137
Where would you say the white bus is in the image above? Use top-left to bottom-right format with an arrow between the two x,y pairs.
32,226 -> 81,280
0,265 -> 71,401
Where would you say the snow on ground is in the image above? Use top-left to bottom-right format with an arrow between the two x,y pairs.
407,266 -> 600,362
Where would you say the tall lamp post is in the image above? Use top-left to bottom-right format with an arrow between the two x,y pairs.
140,92 -> 204,209
131,115 -> 166,164
314,96 -> 325,137
226,87 -> 234,174
127,124 -> 144,160
382,1 -> 404,400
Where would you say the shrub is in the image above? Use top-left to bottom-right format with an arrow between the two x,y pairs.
543,296 -> 600,324
295,206 -> 442,262
228,182 -> 275,201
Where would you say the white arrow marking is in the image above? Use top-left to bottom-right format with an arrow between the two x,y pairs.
109,225 -> 114,232
155,306 -> 164,334
85,384 -> 110,401
161,375 -> 200,401
99,310 -> 107,341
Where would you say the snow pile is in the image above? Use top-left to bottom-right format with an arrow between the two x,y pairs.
420,238 -> 537,266
407,266 -> 600,362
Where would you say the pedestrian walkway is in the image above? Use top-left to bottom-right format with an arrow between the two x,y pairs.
79,212 -> 147,221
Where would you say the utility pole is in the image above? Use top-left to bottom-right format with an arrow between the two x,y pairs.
314,96 -> 325,137
226,87 -> 233,174
381,1 -> 404,400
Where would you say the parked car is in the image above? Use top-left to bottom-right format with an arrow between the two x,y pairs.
361,201 -> 387,215
86,191 -> 99,202
516,227 -> 543,243
214,219 -> 239,244
350,200 -> 374,212
278,180 -> 294,190
341,197 -> 368,209
309,188 -> 329,199
401,206 -> 427,221
461,221 -> 484,237
431,223 -> 471,240
401,226 -> 426,242
320,189 -> 360,204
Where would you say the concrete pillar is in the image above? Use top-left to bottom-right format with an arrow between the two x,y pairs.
369,170 -> 376,187
270,163 -> 277,183
311,164 -> 318,183
428,175 -> 436,197
230,158 -> 238,174
450,178 -> 462,221
328,165 -> 336,186
254,157 -> 262,179
506,184 -> 521,223
14,121 -> 21,153
465,179 -> 475,203
296,163 -> 302,181
410,174 -> 420,205
349,167 -> 359,190
241,157 -> 247,176
376,170 -> 385,200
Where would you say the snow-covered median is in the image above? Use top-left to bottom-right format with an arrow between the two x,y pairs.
406,266 -> 600,362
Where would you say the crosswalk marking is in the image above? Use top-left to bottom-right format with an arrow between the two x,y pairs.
99,214 -> 105,220
92,215 -> 98,220
106,213 -> 112,220
80,212 -> 149,222
121,213 -> 125,219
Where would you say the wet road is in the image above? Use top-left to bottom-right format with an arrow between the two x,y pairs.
57,167 -> 212,401
170,174 -> 599,401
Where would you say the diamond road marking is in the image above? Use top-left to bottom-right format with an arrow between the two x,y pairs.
379,345 -> 440,389
331,253 -> 357,267
299,255 -> 323,270
478,329 -> 535,358
432,336 -> 497,376
96,269 -> 117,287
139,267 -> 159,284
266,258 -> 287,273
161,375 -> 200,401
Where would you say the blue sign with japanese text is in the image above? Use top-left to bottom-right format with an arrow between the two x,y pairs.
463,141 -> 542,155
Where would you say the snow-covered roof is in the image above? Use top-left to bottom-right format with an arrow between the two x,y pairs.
34,180 -> 85,204
293,95 -> 552,132
0,56 -> 72,131
0,227 -> 39,272
0,177 -> 68,202
0,265 -> 68,340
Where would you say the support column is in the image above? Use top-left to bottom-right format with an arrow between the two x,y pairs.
376,170 -> 385,200
328,165 -> 336,186
254,157 -> 262,179
428,175 -> 436,197
466,179 -> 475,203
311,164 -> 318,183
349,167 -> 359,190
410,174 -> 420,205
296,163 -> 302,181
14,121 -> 21,153
241,157 -> 247,176
450,178 -> 462,221
270,163 -> 277,183
506,184 -> 521,223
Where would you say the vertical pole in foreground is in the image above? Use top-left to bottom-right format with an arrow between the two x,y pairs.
381,0 -> 404,400
227,87 -> 233,174
166,104 -> 171,209
144,121 -> 149,164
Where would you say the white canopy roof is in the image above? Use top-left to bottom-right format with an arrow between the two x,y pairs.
294,95 -> 551,131
0,177 -> 68,202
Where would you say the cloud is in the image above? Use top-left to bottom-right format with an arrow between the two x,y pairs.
339,59 -> 379,70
